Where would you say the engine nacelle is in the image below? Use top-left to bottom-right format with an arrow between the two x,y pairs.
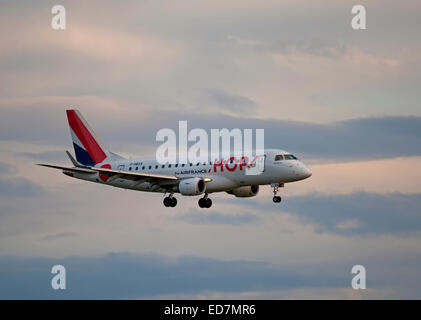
227,185 -> 259,198
178,178 -> 206,196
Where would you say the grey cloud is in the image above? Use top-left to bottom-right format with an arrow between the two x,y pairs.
0,252 -> 346,299
0,0 -> 419,113
1,105 -> 421,162
0,105 -> 69,144
286,192 -> 421,236
1,251 -> 421,299
15,150 -> 67,162
0,178 -> 45,198
205,88 -> 257,114
175,210 -> 260,226
233,192 -> 421,236
40,232 -> 79,241
112,113 -> 421,162
0,162 -> 12,175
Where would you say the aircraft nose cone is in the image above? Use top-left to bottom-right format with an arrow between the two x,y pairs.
303,167 -> 312,178
299,164 -> 312,179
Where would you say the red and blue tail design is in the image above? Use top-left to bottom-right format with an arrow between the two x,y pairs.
66,109 -> 109,166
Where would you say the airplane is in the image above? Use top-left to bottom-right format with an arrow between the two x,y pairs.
38,109 -> 312,208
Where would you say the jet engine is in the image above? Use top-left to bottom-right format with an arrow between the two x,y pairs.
178,178 -> 206,196
227,185 -> 259,198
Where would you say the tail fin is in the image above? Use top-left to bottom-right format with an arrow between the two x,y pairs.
66,109 -> 109,166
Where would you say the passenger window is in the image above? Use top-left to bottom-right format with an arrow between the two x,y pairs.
182,163 -> 185,167
148,165 -> 151,169
169,164 -> 171,168
155,165 -> 158,169
275,154 -> 284,161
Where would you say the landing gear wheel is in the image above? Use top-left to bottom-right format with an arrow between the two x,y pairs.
163,196 -> 172,207
198,197 -> 207,208
272,183 -> 282,203
164,196 -> 177,207
205,198 -> 212,208
273,196 -> 281,203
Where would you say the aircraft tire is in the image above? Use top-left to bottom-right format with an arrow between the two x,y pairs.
163,196 -> 172,207
273,196 -> 281,203
205,198 -> 212,208
198,198 -> 207,208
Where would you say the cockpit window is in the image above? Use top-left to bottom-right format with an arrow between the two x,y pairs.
284,154 -> 298,160
275,154 -> 284,161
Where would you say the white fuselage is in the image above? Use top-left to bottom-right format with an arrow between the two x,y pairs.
67,149 -> 312,194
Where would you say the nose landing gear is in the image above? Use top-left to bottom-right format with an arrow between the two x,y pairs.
273,196 -> 281,203
163,194 -> 177,207
272,183 -> 282,203
198,193 -> 212,208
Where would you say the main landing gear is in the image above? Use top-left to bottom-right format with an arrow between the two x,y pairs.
163,193 -> 212,208
198,194 -> 212,208
163,194 -> 177,207
272,183 -> 282,203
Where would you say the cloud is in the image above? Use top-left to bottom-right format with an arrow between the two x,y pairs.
1,251 -> 420,299
117,113 -> 421,162
0,178 -> 45,198
40,232 -> 79,241
0,252 -> 346,299
15,150 -> 66,162
1,0 -> 420,123
290,192 -> 421,236
240,192 -> 421,236
271,44 -> 400,80
0,162 -> 12,175
295,156 -> 421,195
1,102 -> 421,162
205,88 -> 258,115
288,192 -> 421,235
175,210 -> 260,226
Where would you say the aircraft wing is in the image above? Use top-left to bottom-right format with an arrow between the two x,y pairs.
88,166 -> 178,181
37,164 -> 178,182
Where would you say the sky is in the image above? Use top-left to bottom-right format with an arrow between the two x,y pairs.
0,0 -> 421,299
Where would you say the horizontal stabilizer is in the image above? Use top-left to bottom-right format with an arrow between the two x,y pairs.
66,150 -> 82,167
37,164 -> 96,174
